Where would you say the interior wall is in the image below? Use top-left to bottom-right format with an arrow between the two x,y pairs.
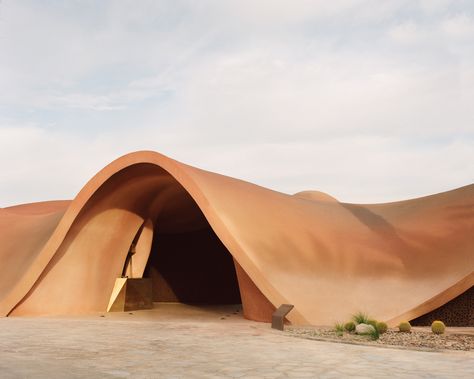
145,226 -> 242,305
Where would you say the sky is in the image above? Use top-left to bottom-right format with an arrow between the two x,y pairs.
0,0 -> 473,206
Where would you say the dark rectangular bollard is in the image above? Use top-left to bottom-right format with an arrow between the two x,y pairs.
271,304 -> 294,330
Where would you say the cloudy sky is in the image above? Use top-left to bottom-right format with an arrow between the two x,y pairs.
0,0 -> 473,206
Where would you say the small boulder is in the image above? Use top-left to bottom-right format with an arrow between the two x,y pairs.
355,323 -> 375,335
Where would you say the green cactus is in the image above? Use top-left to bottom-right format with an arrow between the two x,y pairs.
398,321 -> 411,333
431,320 -> 446,334
344,321 -> 356,332
376,321 -> 388,334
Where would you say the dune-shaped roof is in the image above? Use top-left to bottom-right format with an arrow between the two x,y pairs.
0,151 -> 473,325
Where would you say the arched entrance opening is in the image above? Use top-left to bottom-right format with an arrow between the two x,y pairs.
112,165 -> 242,308
144,221 -> 242,305
110,163 -> 274,321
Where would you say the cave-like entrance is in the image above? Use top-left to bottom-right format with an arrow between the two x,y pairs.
122,166 -> 243,307
112,163 -> 273,320
144,222 -> 242,305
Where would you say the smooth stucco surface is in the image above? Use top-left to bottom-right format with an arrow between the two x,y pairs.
0,151 -> 473,326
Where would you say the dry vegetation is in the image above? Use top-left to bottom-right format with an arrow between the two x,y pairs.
286,326 -> 474,351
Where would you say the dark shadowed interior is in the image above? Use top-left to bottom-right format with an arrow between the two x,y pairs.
144,225 -> 242,305
411,286 -> 474,326
127,166 -> 242,305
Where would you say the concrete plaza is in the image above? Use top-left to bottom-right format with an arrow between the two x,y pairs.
0,304 -> 472,378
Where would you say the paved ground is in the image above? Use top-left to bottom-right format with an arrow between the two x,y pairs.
0,304 -> 473,378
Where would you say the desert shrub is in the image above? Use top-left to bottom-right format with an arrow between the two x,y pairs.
398,321 -> 411,333
368,326 -> 380,340
334,323 -> 344,337
344,321 -> 356,332
352,312 -> 370,325
367,319 -> 378,328
431,320 -> 446,334
376,321 -> 388,334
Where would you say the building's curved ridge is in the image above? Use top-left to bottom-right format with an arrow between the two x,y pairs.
0,150 -> 472,326
2,151 -> 300,323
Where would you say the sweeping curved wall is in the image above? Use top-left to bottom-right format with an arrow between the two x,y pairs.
0,151 -> 472,326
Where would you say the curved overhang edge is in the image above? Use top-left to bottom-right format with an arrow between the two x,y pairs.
387,272 -> 474,326
1,151 -> 308,324
1,150 -> 471,326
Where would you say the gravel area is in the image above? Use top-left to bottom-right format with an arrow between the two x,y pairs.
287,326 -> 474,351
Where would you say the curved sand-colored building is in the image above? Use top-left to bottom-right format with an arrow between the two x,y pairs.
0,151 -> 473,326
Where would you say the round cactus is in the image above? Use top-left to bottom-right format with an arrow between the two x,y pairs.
398,321 -> 411,333
344,321 -> 356,332
367,319 -> 378,328
376,321 -> 388,334
431,320 -> 446,334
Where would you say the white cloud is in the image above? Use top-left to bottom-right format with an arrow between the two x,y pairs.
442,13 -> 474,38
388,21 -> 430,45
0,1 -> 473,206
419,0 -> 453,14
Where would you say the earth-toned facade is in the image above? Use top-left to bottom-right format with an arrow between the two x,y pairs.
0,151 -> 473,326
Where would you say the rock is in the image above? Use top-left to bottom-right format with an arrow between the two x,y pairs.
286,327 -> 474,351
355,323 -> 375,335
